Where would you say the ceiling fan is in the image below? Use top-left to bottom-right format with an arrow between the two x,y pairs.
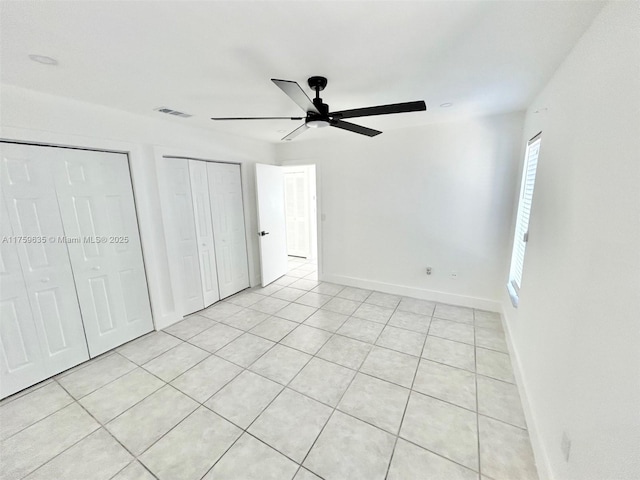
211,76 -> 427,141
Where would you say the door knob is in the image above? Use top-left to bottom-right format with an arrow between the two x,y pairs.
258,231 -> 270,237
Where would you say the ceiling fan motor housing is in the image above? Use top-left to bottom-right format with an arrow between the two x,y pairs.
308,76 -> 328,92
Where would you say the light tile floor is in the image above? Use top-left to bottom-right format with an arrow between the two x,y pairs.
0,257 -> 539,480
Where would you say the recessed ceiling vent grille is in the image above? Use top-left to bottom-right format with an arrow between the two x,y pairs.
155,107 -> 192,118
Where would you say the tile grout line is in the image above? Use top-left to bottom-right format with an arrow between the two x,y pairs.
118,334 -> 190,368
197,311 -> 334,480
383,304 -> 433,480
474,309 -> 483,478
105,458 -> 158,480
54,350 -> 118,380
57,351 -> 134,396
3,351 -> 147,444
140,275 -> 330,478
0,392 -> 76,442
285,291 -> 382,478
70,351 -> 216,465
18,379 -> 160,480
86,370 -> 174,427
0,378 -> 55,408
4,356 -> 171,445
207,339 -> 527,442
56,376 -> 166,479
218,282 -> 373,478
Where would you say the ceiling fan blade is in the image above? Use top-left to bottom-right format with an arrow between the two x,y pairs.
211,116 -> 304,120
330,120 -> 382,137
330,100 -> 426,119
271,79 -> 320,114
281,124 -> 309,141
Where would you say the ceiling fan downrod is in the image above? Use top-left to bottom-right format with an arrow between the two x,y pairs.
307,76 -> 330,127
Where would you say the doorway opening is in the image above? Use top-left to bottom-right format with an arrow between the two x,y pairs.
283,165 -> 318,275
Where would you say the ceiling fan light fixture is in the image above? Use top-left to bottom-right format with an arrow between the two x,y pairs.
306,119 -> 330,128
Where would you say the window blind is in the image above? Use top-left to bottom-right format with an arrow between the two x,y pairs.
509,133 -> 542,297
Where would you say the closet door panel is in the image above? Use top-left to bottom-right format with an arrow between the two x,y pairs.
157,158 -> 204,315
0,199 -> 48,398
52,148 -> 153,357
189,160 -> 220,306
207,163 -> 250,299
0,144 -> 90,385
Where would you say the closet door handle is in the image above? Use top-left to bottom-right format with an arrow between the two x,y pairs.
258,231 -> 270,237
92,266 -> 101,271
40,277 -> 50,283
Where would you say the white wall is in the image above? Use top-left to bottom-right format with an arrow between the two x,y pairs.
0,85 -> 275,329
277,112 -> 524,310
308,165 -> 318,262
501,2 -> 640,479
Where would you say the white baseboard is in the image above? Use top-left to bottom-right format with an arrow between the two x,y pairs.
321,273 -> 502,312
501,303 -> 553,480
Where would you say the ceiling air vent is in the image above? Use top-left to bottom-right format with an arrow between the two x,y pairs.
154,107 -> 192,118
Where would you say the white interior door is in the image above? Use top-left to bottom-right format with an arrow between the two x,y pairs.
52,148 -> 153,357
0,143 -> 90,397
207,162 -> 250,298
189,160 -> 220,307
284,170 -> 310,258
157,157 -> 204,315
255,164 -> 288,286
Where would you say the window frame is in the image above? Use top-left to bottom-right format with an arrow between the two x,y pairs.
507,132 -> 542,307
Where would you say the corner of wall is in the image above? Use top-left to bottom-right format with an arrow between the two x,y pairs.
501,297 -> 553,480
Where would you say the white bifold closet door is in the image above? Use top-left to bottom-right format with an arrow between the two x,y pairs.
157,158 -> 205,315
207,162 -> 250,299
158,158 -> 249,314
0,173 -> 89,398
189,160 -> 220,306
50,148 -> 153,357
0,142 -> 152,397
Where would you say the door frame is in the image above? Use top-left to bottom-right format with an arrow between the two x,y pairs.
276,160 -> 323,281
1,128 -> 160,327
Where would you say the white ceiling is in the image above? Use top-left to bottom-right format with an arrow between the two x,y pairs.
1,1 -> 604,144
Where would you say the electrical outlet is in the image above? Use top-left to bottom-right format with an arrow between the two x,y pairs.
561,432 -> 571,462
426,267 -> 432,275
